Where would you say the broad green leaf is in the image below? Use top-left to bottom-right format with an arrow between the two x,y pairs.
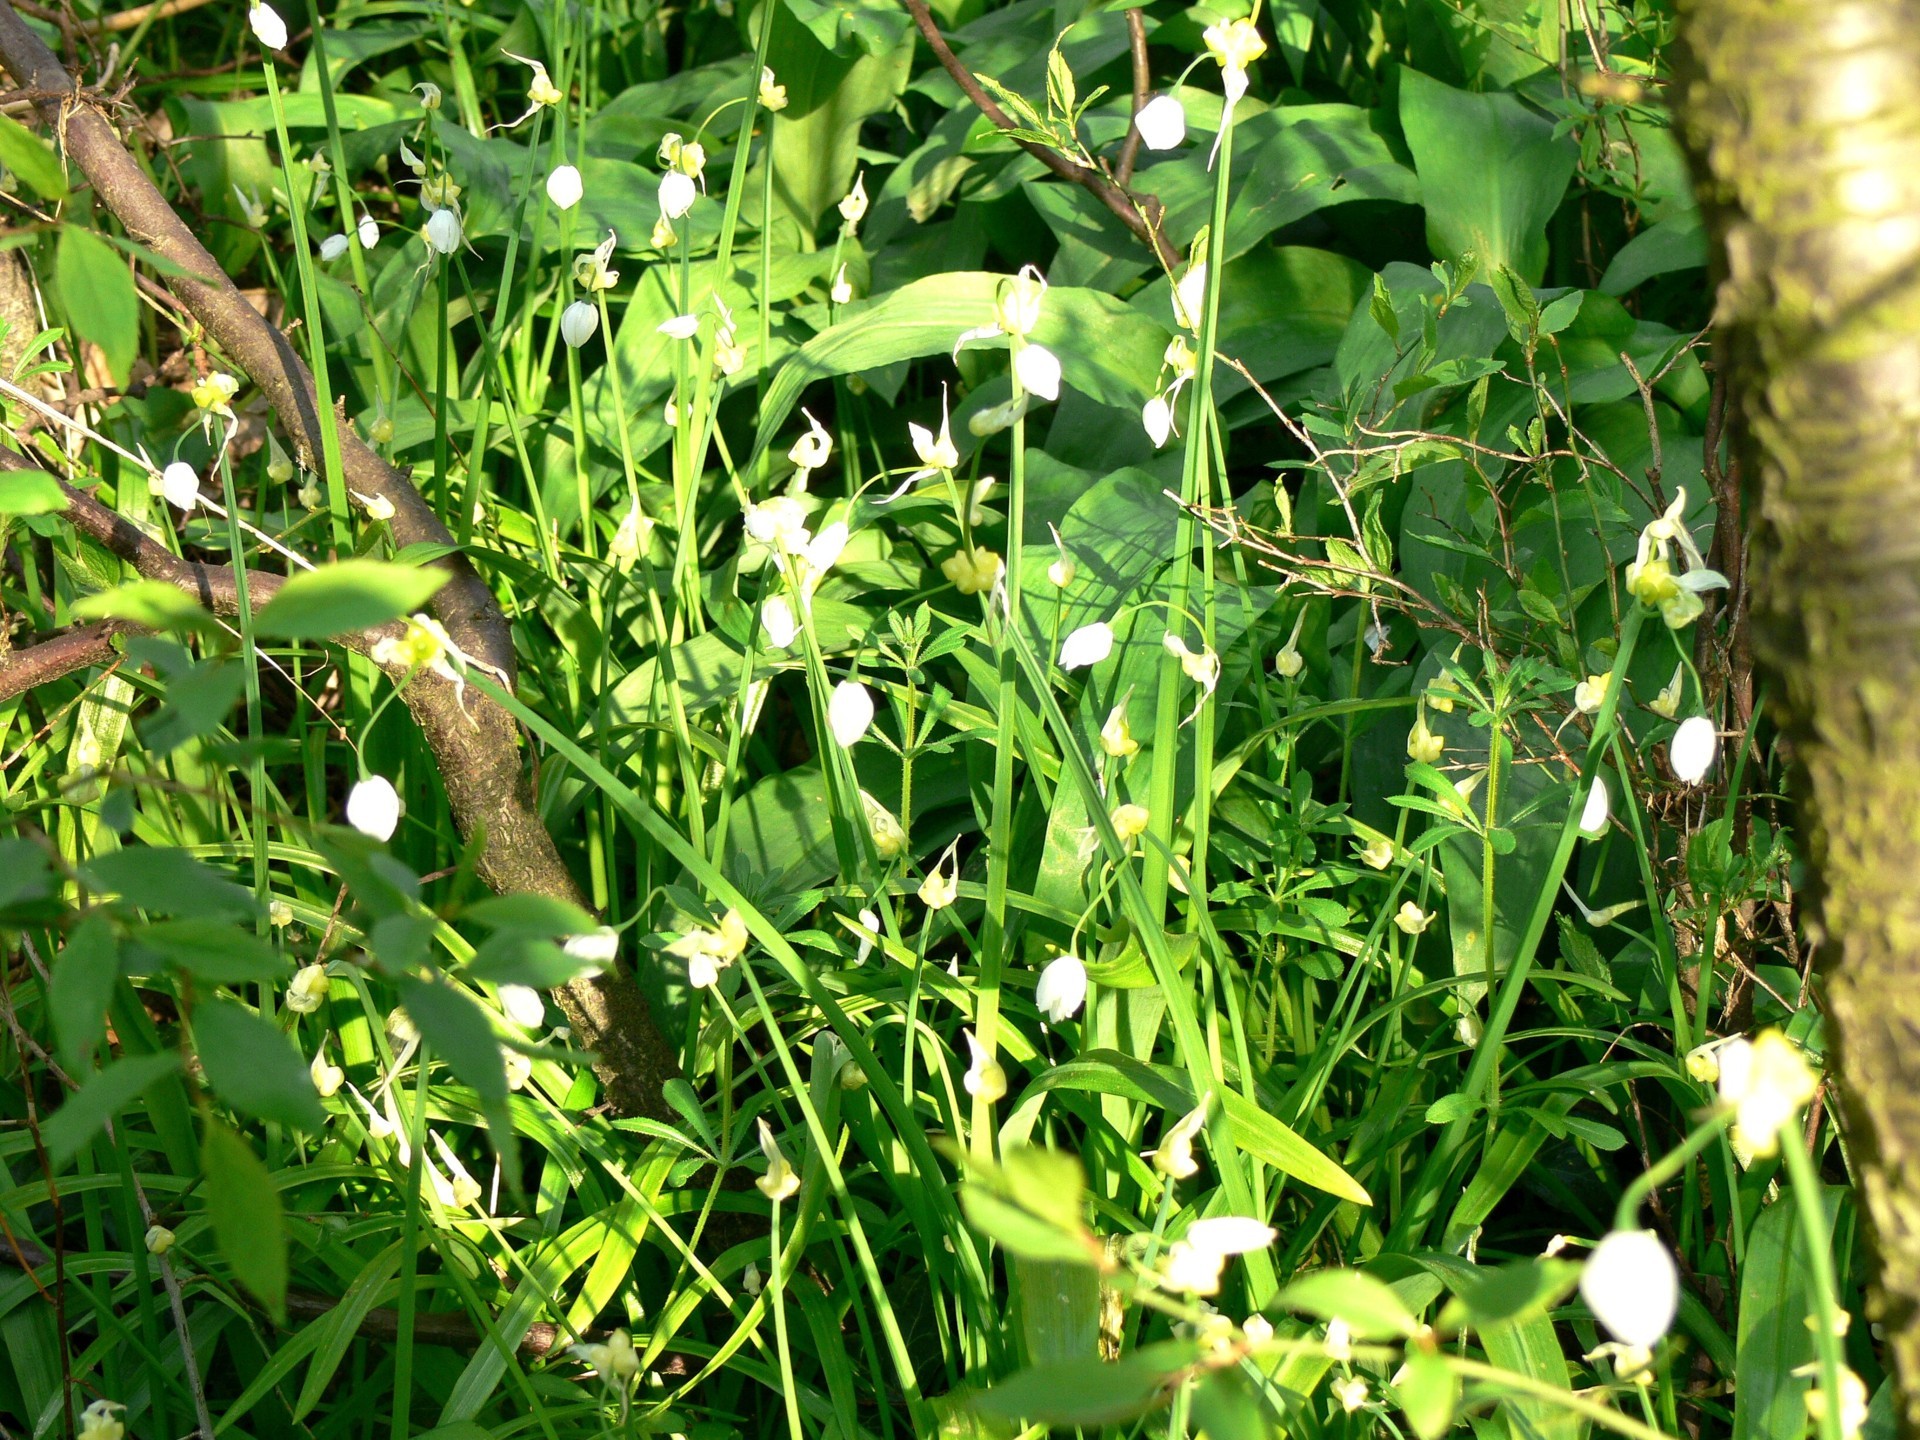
194,998 -> 325,1131
1013,1256 -> 1100,1367
1398,70 -> 1576,284
139,919 -> 288,984
398,974 -> 518,1182
0,468 -> 67,515
1277,1269 -> 1420,1338
252,559 -> 450,639
203,1120 -> 289,1322
42,1051 -> 183,1166
292,1242 -> 405,1420
1433,1257 -> 1581,1331
82,846 -> 254,919
1736,1187 -> 1847,1440
973,1340 -> 1203,1425
0,113 -> 66,200
72,580 -> 215,630
50,916 -> 120,1071
751,273 -> 1167,464
56,226 -> 138,384
1394,1349 -> 1460,1440
1190,1369 -> 1273,1440
1218,1088 -> 1372,1206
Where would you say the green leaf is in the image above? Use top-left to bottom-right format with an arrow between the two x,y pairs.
50,916 -> 121,1072
0,113 -> 67,201
397,974 -> 517,1178
194,998 -> 326,1132
82,846 -> 255,919
1394,1350 -> 1460,1440
1432,1257 -> 1581,1331
1399,71 -> 1577,283
203,1119 -> 289,1322
1736,1187 -> 1847,1440
72,580 -> 215,631
1277,1269 -> 1420,1338
1190,1370 -> 1273,1440
56,225 -> 139,386
751,273 -> 1167,465
251,559 -> 450,639
973,1340 -> 1203,1425
1217,1088 -> 1373,1206
139,919 -> 289,985
0,468 -> 68,515
42,1051 -> 183,1167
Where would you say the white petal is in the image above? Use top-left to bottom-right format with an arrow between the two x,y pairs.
319,232 -> 350,262
658,171 -> 697,221
827,680 -> 875,748
546,164 -> 584,210
1058,621 -> 1115,670
560,300 -> 599,349
1580,1230 -> 1678,1347
657,313 -> 700,339
761,595 -> 799,650
345,776 -> 401,841
1143,395 -> 1174,448
425,208 -> 462,254
247,1 -> 287,49
1135,94 -> 1188,151
1013,343 -> 1061,401
1033,953 -> 1087,1022
159,462 -> 200,512
1186,1216 -> 1277,1256
1578,776 -> 1609,836
1669,716 -> 1717,783
498,984 -> 547,1028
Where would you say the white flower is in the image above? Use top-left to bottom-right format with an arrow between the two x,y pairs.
1394,901 -> 1433,935
285,962 -> 330,1014
828,680 -> 875,748
145,1223 -> 175,1255
761,594 -> 799,649
1154,1094 -> 1209,1178
995,265 -> 1047,337
1804,1366 -> 1870,1440
1717,1030 -> 1819,1159
357,212 -> 379,248
1324,1316 -> 1353,1360
830,264 -> 852,304
1187,1216 -> 1278,1256
861,791 -> 907,859
560,300 -> 599,348
1059,621 -> 1115,670
498,983 -> 547,1029
756,1117 -> 801,1200
744,494 -> 812,554
503,1046 -> 532,1090
1580,1229 -> 1678,1347
1651,662 -> 1685,719
788,408 -> 833,487
909,391 -> 960,473
1101,700 -> 1139,758
1013,342 -> 1061,401
1143,394 -> 1175,448
247,1 -> 287,49
968,394 -> 1029,436
571,1328 -> 641,1387
159,461 -> 200,511
546,164 -> 584,210
1173,262 -> 1208,332
805,520 -> 849,577
575,230 -> 619,290
346,775 -> 402,841
415,81 -> 441,110
1579,776 -> 1609,836
310,1042 -> 344,1097
77,1401 -> 124,1440
319,231 -> 350,261
741,1260 -> 764,1295
1162,1240 -> 1227,1293
425,207 -> 462,254
1333,1377 -> 1368,1412
1034,953 -> 1087,1022
1135,94 -> 1188,150
1670,716 -> 1717,783
659,170 -> 697,221
564,926 -> 620,968
1046,523 -> 1076,587
1163,632 -> 1220,722
429,1130 -> 482,1208
758,66 -> 788,111
1574,672 -> 1612,715
657,313 -> 700,340
838,172 -> 868,228
961,1028 -> 1006,1102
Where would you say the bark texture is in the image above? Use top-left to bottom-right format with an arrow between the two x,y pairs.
0,0 -> 681,1119
1671,0 -> 1920,1426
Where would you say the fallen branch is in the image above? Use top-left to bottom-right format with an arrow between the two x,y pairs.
899,0 -> 1177,271
0,619 -> 128,702
0,459 -> 681,1120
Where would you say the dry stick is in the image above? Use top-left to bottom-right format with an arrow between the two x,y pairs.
899,0 -> 1178,272
1114,6 -> 1150,188
0,461 -> 680,1122
0,620 -> 128,702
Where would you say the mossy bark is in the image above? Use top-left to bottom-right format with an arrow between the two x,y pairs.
1671,0 -> 1920,1426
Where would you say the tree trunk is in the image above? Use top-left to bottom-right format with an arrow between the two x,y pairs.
1671,0 -> 1920,1427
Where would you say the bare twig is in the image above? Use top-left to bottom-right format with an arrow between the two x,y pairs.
899,0 -> 1177,271
0,620 -> 128,701
1115,7 -> 1150,187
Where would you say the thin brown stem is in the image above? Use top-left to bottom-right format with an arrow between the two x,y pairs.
1115,6 -> 1150,187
